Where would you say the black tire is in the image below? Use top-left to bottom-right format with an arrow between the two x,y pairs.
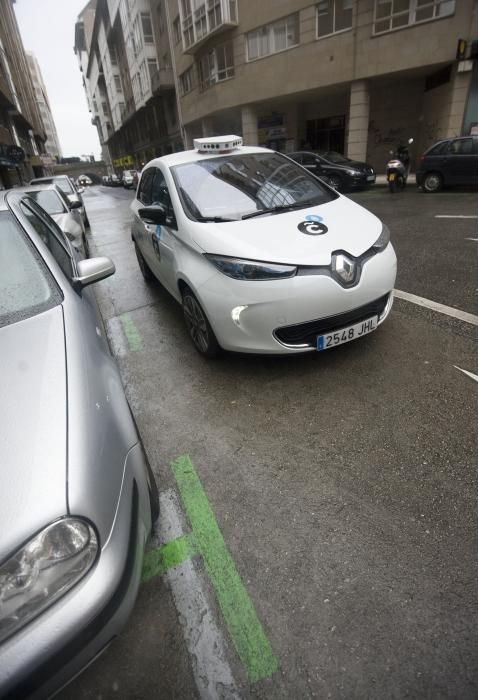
182,287 -> 220,358
134,242 -> 155,283
422,172 -> 443,193
82,234 -> 90,259
146,458 -> 160,526
327,174 -> 343,191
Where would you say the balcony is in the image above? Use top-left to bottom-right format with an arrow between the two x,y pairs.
181,0 -> 237,54
151,67 -> 174,94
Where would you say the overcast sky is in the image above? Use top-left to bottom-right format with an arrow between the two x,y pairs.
14,0 -> 101,159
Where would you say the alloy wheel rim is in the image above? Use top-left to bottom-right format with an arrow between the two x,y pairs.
427,175 -> 440,190
184,296 -> 209,352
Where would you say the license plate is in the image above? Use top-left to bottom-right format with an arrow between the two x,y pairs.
317,316 -> 378,351
367,175 -> 375,181
389,173 -> 396,182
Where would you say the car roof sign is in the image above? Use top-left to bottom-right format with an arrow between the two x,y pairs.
193,135 -> 243,154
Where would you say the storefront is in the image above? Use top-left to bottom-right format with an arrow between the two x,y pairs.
0,144 -> 26,189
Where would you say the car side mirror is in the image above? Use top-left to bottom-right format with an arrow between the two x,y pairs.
69,199 -> 82,209
138,204 -> 171,226
73,256 -> 115,290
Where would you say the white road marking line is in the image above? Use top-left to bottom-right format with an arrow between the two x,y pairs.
158,490 -> 240,700
454,366 -> 478,384
465,238 -> 478,242
394,290 -> 478,327
435,215 -> 478,219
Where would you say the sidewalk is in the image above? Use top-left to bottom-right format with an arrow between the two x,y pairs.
375,173 -> 416,185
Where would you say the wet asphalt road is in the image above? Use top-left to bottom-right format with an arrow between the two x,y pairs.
64,184 -> 477,700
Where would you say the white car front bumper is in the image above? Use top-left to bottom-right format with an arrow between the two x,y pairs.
195,243 -> 397,354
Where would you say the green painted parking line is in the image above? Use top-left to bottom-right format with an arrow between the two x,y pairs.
120,313 -> 143,351
142,533 -> 197,583
172,455 -> 278,683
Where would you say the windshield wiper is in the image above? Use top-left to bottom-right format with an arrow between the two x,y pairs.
241,200 -> 318,220
195,215 -> 237,223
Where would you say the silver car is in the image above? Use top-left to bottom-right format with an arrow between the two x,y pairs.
30,175 -> 89,228
15,184 -> 89,258
0,190 -> 158,698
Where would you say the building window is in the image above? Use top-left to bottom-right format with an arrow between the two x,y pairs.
173,15 -> 181,43
119,102 -> 126,119
114,74 -> 122,92
109,44 -> 118,66
198,41 -> 234,89
141,12 -> 154,43
132,17 -> 142,56
179,66 -> 194,95
247,14 -> 299,61
157,3 -> 165,34
374,0 -> 455,35
317,0 -> 353,38
180,0 -> 237,49
93,99 -> 98,112
148,58 -> 158,81
102,101 -> 108,116
140,60 -> 149,94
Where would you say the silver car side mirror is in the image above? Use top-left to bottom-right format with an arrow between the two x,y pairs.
73,257 -> 115,289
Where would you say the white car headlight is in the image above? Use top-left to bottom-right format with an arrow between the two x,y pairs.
206,255 -> 297,281
372,224 -> 391,251
0,518 -> 98,644
345,169 -> 361,176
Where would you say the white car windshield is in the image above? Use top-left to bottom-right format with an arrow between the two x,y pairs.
172,152 -> 336,221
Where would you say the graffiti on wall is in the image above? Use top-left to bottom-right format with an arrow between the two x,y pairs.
368,120 -> 406,146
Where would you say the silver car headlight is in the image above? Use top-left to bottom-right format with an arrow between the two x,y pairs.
0,518 -> 98,644
345,169 -> 361,176
205,255 -> 297,281
372,224 -> 391,251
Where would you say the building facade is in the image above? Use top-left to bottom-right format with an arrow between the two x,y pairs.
75,0 -> 183,172
76,0 -> 478,173
172,0 -> 478,171
26,52 -> 62,164
0,0 -> 48,187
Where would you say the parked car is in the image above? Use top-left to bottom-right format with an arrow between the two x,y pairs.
14,184 -> 89,257
77,174 -> 93,187
416,135 -> 478,192
30,175 -> 89,228
131,136 -> 396,357
289,151 -> 376,191
0,188 -> 158,698
122,169 -> 138,189
110,173 -> 121,187
102,175 -> 110,185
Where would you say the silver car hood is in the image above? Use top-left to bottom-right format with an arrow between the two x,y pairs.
0,306 -> 67,562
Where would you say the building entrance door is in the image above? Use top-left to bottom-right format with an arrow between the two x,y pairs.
306,115 -> 345,152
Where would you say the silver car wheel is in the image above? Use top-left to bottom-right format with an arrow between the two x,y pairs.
183,295 -> 209,353
423,173 -> 442,193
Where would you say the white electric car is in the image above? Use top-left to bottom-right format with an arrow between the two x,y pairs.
131,136 -> 397,357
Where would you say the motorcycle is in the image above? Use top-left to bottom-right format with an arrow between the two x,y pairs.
386,138 -> 414,193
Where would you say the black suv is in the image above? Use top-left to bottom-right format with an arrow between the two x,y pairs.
289,151 -> 376,192
416,136 -> 478,192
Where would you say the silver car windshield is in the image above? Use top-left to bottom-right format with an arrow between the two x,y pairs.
172,152 -> 335,221
0,211 -> 60,328
33,177 -> 74,195
26,190 -> 66,215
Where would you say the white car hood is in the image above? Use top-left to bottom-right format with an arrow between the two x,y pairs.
190,196 -> 382,265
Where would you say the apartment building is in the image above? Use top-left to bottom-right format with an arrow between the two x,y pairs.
26,52 -> 62,163
0,0 -> 48,187
170,0 -> 478,171
76,1 -> 478,173
75,0 -> 183,171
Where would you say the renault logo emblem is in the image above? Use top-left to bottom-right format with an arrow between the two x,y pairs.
332,253 -> 356,285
